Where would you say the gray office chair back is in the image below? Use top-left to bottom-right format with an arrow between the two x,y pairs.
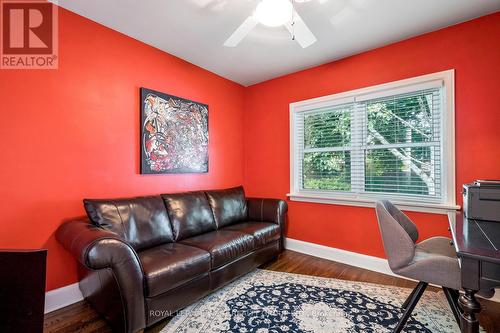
375,200 -> 472,332
375,200 -> 419,271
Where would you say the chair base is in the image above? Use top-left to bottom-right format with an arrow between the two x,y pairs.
394,282 -> 462,333
442,287 -> 462,325
394,281 -> 428,333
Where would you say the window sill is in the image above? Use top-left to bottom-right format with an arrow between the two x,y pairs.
287,193 -> 461,215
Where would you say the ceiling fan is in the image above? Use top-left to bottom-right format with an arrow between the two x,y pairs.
224,0 -> 317,48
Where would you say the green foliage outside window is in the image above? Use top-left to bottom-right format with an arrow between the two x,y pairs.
302,91 -> 440,197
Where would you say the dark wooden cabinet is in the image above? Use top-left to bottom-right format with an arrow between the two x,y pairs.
0,249 -> 47,333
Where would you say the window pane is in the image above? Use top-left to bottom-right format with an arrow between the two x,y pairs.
303,151 -> 351,191
366,90 -> 439,145
365,146 -> 440,196
304,108 -> 351,149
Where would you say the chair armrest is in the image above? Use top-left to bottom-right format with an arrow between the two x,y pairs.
56,219 -> 146,332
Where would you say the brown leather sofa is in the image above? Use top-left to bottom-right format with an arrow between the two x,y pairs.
56,186 -> 287,333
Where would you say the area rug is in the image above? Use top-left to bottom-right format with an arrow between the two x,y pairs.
160,269 -> 461,333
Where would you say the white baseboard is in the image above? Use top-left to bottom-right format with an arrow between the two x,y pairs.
284,237 -> 500,303
285,238 -> 397,277
45,282 -> 83,314
42,238 -> 498,314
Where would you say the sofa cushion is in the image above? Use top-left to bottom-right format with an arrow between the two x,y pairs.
179,230 -> 255,269
205,186 -> 247,228
222,222 -> 280,248
138,243 -> 211,297
84,196 -> 174,251
162,191 -> 217,241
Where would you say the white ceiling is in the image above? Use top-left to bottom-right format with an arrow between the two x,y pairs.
53,0 -> 500,86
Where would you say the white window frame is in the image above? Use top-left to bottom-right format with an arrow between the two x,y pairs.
288,70 -> 459,214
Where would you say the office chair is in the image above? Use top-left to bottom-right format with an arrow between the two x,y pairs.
375,200 -> 493,332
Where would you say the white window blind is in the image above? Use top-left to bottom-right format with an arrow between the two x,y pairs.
291,71 -> 456,210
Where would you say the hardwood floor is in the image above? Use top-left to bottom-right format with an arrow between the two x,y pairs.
44,250 -> 500,333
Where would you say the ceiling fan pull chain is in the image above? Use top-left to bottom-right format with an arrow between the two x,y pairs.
291,1 -> 296,41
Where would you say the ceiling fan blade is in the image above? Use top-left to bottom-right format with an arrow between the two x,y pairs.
285,10 -> 317,48
224,16 -> 259,47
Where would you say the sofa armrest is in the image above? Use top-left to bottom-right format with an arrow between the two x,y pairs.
247,198 -> 288,225
56,219 -> 146,332
247,198 -> 288,251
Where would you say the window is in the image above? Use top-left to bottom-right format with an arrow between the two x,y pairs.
289,70 -> 458,213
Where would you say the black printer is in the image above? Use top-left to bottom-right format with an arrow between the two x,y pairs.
463,180 -> 500,222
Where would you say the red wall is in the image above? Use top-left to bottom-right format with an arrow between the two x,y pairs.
1,7 -> 499,293
0,9 -> 245,291
243,12 -> 500,258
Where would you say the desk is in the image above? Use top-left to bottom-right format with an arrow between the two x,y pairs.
449,212 -> 500,333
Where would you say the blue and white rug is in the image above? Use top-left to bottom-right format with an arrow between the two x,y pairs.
161,269 -> 461,333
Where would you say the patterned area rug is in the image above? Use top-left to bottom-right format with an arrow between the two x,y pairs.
161,269 -> 461,333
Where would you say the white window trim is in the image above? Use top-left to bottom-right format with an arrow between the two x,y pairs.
288,69 -> 459,215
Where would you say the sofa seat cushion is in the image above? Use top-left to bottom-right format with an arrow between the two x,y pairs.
222,222 -> 280,248
179,230 -> 255,269
138,243 -> 210,297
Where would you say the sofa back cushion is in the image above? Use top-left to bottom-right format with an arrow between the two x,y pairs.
161,191 -> 217,241
205,186 -> 247,228
84,196 -> 174,251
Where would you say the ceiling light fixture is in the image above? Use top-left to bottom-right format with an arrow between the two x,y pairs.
224,0 -> 317,48
255,0 -> 293,27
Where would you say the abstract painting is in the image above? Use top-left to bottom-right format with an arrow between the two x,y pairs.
140,88 -> 208,174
